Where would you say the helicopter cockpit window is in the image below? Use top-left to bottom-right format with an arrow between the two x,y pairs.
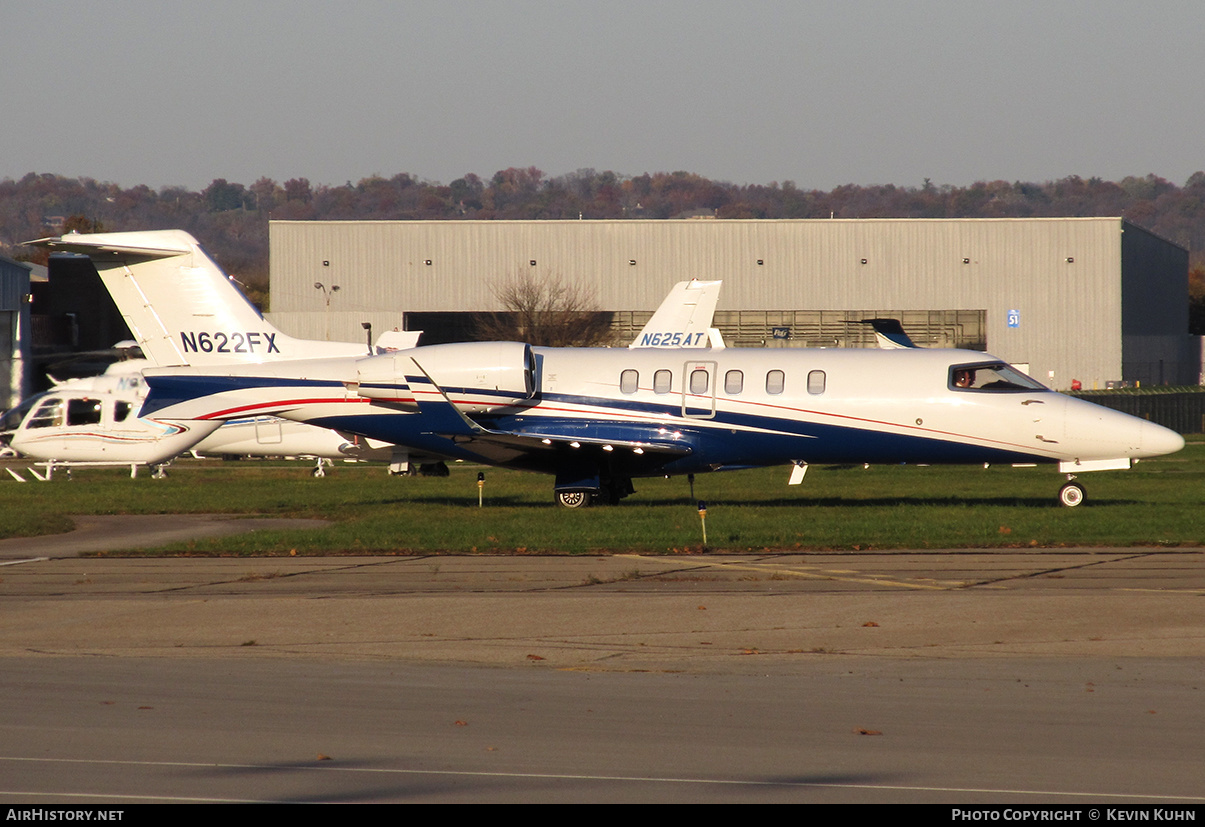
950,363 -> 1047,392
27,398 -> 66,429
1,394 -> 46,432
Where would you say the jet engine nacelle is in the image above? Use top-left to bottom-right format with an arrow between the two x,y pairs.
356,341 -> 537,413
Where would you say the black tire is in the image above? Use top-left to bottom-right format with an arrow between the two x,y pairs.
1058,482 -> 1085,508
556,490 -> 593,508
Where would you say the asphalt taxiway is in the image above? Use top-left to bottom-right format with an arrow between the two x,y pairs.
2,514 -> 1204,666
2,516 -> 1203,803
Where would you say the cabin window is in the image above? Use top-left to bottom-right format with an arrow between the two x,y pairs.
653,370 -> 672,394
725,370 -> 744,395
27,398 -> 65,429
950,363 -> 1047,392
766,370 -> 785,395
689,368 -> 710,395
807,370 -> 826,395
67,398 -> 103,427
114,401 -> 132,423
620,369 -> 639,394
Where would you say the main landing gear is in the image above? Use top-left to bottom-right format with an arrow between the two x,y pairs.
556,490 -> 593,508
1058,477 -> 1085,508
554,477 -> 635,508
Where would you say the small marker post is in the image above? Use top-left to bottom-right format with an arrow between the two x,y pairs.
697,500 -> 708,547
477,472 -> 484,507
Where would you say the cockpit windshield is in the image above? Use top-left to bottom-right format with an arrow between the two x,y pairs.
949,363 -> 1048,392
0,393 -> 46,433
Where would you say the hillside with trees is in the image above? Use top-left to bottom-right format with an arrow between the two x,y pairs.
3,169 -> 1204,329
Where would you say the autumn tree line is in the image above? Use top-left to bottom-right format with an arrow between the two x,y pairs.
3,168 -> 1205,330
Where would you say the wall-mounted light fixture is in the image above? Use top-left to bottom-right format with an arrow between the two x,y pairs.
314,282 -> 340,304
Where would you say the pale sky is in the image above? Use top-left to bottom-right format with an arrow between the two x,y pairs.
5,0 -> 1204,191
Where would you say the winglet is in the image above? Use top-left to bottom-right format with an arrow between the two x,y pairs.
403,357 -> 486,436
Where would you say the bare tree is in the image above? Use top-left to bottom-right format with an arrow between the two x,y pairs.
475,271 -> 616,347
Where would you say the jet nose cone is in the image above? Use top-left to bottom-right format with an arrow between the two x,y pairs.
1140,420 -> 1185,458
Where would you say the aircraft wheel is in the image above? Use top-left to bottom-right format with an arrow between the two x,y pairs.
1058,481 -> 1085,508
555,490 -> 593,509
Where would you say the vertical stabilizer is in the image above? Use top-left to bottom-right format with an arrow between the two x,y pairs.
29,230 -> 368,366
858,318 -> 920,349
630,279 -> 723,349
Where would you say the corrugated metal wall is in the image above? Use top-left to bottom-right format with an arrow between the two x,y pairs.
1120,222 -> 1194,386
1073,390 -> 1205,434
268,218 -> 1194,390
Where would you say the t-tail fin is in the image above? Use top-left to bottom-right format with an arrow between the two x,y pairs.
630,279 -> 723,349
29,230 -> 369,366
858,318 -> 920,349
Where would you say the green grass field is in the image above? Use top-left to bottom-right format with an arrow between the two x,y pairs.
2,438 -> 1202,555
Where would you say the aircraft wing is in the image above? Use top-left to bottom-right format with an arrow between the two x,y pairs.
404,359 -> 693,467
411,415 -> 694,471
433,425 -> 693,468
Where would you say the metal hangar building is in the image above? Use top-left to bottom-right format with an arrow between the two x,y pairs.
265,217 -> 1194,391
0,253 -> 33,410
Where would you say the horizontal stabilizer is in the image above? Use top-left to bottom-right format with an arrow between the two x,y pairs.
27,232 -> 195,260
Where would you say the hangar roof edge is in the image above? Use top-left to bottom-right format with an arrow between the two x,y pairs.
271,216 -> 1129,227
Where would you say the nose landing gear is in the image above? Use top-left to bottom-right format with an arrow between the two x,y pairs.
1058,477 -> 1085,507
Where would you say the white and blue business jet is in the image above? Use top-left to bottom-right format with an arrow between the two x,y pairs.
31,230 -> 1184,508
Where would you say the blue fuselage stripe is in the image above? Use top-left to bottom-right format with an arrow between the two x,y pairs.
144,375 -> 1051,473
